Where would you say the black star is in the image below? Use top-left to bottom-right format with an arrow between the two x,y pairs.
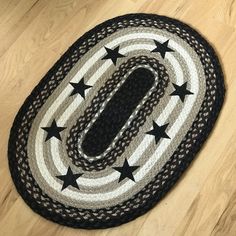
146,121 -> 170,144
56,166 -> 83,191
101,46 -> 125,65
151,39 -> 174,59
41,119 -> 66,142
113,159 -> 139,183
170,82 -> 193,102
69,78 -> 92,98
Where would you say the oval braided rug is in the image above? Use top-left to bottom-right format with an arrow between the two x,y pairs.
8,13 -> 225,229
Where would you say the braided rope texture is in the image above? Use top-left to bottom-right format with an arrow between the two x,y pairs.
8,13 -> 225,229
66,56 -> 169,171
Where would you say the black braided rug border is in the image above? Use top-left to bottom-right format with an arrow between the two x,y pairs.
8,13 -> 225,229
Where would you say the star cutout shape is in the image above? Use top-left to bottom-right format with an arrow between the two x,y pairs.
101,46 -> 125,65
170,82 -> 193,102
113,159 -> 139,183
151,39 -> 174,59
146,121 -> 170,144
56,166 -> 83,191
41,119 -> 66,142
69,78 -> 92,98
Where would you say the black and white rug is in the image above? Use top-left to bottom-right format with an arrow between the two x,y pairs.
8,13 -> 225,229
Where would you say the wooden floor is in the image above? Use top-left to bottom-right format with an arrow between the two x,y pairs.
0,0 -> 235,235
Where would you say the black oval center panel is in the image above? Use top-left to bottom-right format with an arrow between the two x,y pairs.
81,67 -> 155,157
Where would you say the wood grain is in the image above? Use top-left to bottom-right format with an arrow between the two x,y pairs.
0,0 -> 235,235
